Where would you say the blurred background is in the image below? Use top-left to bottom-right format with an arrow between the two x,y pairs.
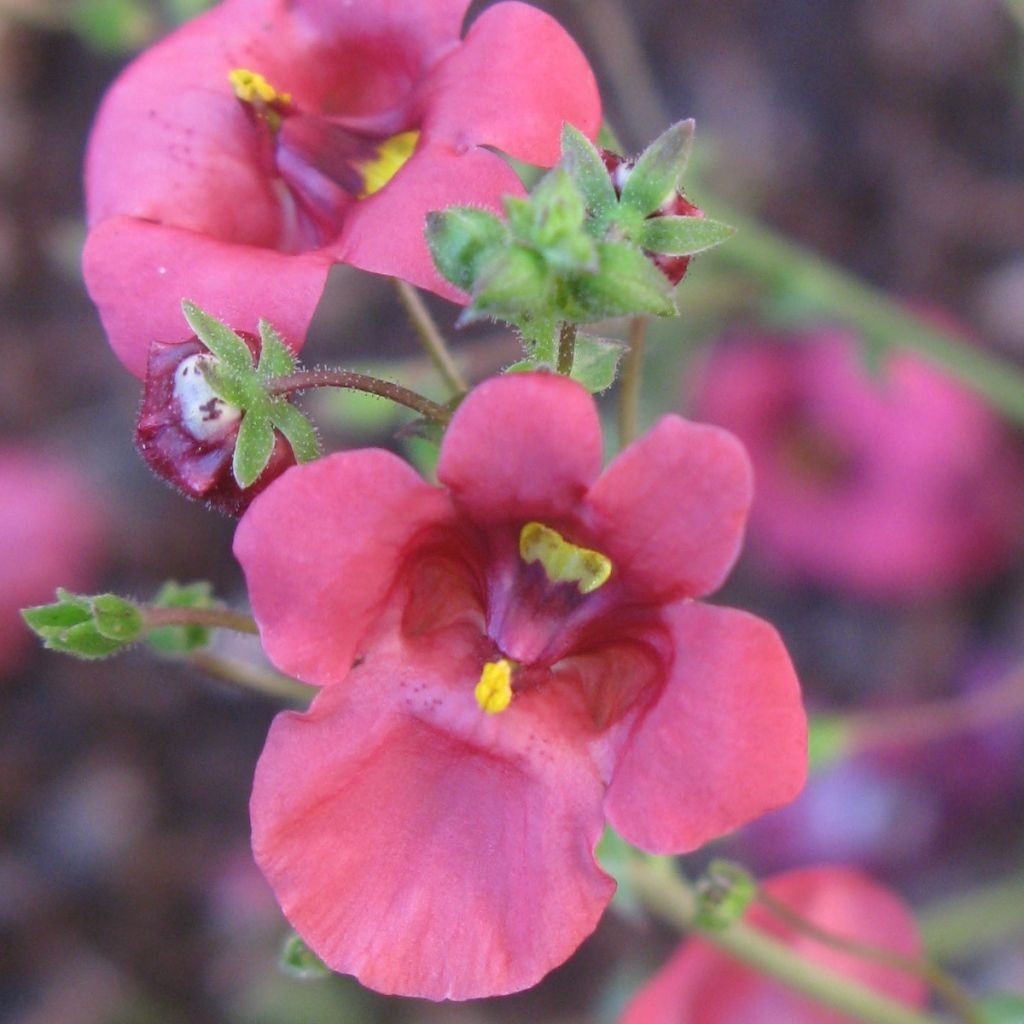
1,0 -> 1023,1021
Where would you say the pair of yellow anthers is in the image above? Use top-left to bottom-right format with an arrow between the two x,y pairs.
474,524 -> 613,715
227,68 -> 418,199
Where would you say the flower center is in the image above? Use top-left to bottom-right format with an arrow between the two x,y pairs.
228,68 -> 420,249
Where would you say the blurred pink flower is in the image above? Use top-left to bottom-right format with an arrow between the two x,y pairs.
235,373 -> 806,999
83,0 -> 600,377
1,449 -> 105,675
621,866 -> 926,1024
691,327 -> 1022,602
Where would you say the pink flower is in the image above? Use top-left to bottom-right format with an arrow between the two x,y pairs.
83,0 -> 601,377
2,448 -> 106,676
691,326 -> 1023,602
235,373 -> 807,1000
621,866 -> 926,1024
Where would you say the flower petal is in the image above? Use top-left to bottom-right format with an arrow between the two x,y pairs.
334,142 -> 525,300
233,450 -> 452,686
251,677 -> 614,999
622,867 -> 925,1024
421,1 -> 601,165
605,602 -> 806,853
584,415 -> 753,600
437,374 -> 603,523
83,218 -> 330,377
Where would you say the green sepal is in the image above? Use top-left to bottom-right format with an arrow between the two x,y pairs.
279,933 -> 331,980
514,168 -> 597,273
568,241 -> 677,320
22,589 -> 142,660
145,580 -> 216,654
694,860 -> 758,932
425,207 -> 507,292
464,246 -> 551,321
570,334 -> 627,393
257,319 -> 297,378
641,216 -> 735,256
979,995 -> 1024,1023
182,300 -> 254,375
233,407 -> 277,489
619,119 -> 695,217
268,400 -> 321,463
560,123 -> 618,235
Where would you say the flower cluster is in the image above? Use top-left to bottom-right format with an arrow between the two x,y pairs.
83,0 -> 601,377
236,373 -> 807,999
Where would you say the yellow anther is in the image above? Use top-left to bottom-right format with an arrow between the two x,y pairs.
475,659 -> 513,715
519,522 -> 612,595
229,68 -> 291,107
357,130 -> 420,198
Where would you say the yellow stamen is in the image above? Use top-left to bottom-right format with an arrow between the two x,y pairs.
229,68 -> 291,108
475,659 -> 513,715
356,130 -> 420,198
519,522 -> 612,595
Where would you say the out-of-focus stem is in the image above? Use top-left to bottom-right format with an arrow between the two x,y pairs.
919,874 -> 1024,963
393,279 -> 468,395
757,890 -> 983,1024
185,650 -> 315,706
143,606 -> 259,635
617,316 -> 648,446
626,857 -> 948,1024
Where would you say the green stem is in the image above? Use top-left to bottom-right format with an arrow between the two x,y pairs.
919,874 -> 1024,963
557,322 -> 578,376
185,650 -> 315,705
757,890 -> 983,1024
626,857 -> 947,1024
618,316 -> 648,446
393,279 -> 468,395
143,606 -> 259,636
705,210 -> 1024,427
269,369 -> 451,424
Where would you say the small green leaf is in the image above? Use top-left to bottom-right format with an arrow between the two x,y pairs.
279,933 -> 331,980
694,860 -> 757,931
561,123 -> 618,232
640,216 -> 735,256
512,313 -> 560,365
91,594 -> 144,642
569,241 -> 677,320
181,301 -> 254,375
620,119 -> 695,217
257,319 -> 297,378
979,995 -> 1024,1024
146,580 -> 216,654
570,334 -> 627,393
199,360 -> 252,409
268,400 -> 321,463
466,246 -> 551,320
233,408 -> 277,489
425,207 -> 507,292
22,590 -> 140,660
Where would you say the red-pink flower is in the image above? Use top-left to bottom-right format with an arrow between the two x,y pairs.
621,866 -> 926,1024
83,0 -> 600,377
235,373 -> 806,1000
2,448 -> 106,676
691,327 -> 1023,602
